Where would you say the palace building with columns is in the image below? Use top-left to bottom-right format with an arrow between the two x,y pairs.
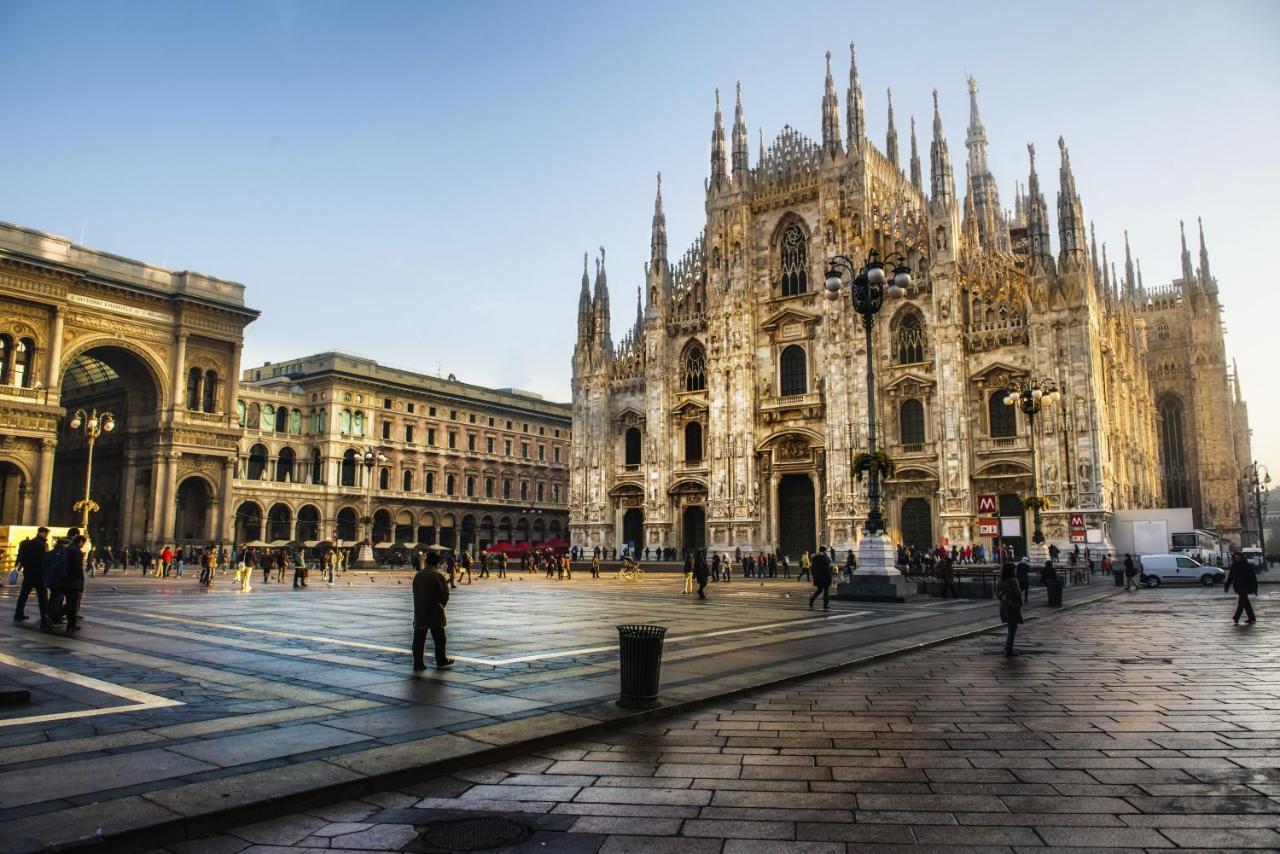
569,49 -> 1256,560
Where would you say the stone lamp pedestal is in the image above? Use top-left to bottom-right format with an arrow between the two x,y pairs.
836,533 -> 915,602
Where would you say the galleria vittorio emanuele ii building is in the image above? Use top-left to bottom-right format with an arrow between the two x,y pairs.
569,47 -> 1255,561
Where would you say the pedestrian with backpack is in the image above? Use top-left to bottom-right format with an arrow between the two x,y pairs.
57,530 -> 88,634
43,534 -> 72,628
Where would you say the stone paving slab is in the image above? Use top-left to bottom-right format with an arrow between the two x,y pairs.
0,571 -> 1116,851
169,585 -> 1279,854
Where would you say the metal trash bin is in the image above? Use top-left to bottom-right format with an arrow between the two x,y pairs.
616,624 -> 667,708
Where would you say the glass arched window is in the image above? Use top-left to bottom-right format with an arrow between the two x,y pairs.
899,399 -> 925,445
186,367 -> 202,410
780,224 -> 808,296
896,314 -> 926,364
466,476 -> 476,497
426,471 -> 435,493
14,338 -> 35,388
446,474 -> 456,495
275,447 -> 295,482
1159,395 -> 1189,507
403,469 -> 414,492
536,482 -> 544,502
340,409 -> 352,434
685,421 -> 703,463
353,411 -> 364,436
203,369 -> 218,412
624,427 -> 642,467
340,449 -> 357,486
683,344 -> 706,392
0,335 -> 11,385
988,392 -> 1017,438
275,406 -> 289,433
779,345 -> 807,396
520,481 -> 529,500
236,399 -> 246,427
310,447 -> 323,484
247,402 -> 261,429
503,479 -> 511,499
318,409 -> 327,433
290,409 -> 302,434
379,467 -> 390,490
262,405 -> 275,432
247,444 -> 268,480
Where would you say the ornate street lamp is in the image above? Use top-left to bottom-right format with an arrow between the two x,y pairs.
352,445 -> 387,569
1001,375 -> 1060,558
1246,461 -> 1270,558
68,408 -> 115,534
824,249 -> 909,593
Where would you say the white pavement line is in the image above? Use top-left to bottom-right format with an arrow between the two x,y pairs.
0,650 -> 183,728
112,608 -> 869,667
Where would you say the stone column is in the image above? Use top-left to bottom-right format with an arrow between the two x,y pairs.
151,452 -> 179,546
170,332 -> 189,413
120,452 -> 138,545
225,343 -> 242,424
218,458 -> 235,545
146,453 -> 165,544
45,307 -> 65,391
34,438 -> 56,524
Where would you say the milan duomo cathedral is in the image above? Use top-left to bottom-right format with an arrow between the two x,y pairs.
569,47 -> 1254,561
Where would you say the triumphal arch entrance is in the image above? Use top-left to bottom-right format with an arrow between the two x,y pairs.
0,222 -> 256,549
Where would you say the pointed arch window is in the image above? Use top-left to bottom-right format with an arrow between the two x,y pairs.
896,314 -> 926,364
624,427 -> 642,467
899,399 -> 925,445
685,421 -> 703,463
780,224 -> 808,296
683,344 -> 706,392
988,392 -> 1017,438
779,345 -> 807,396
1159,395 -> 1189,507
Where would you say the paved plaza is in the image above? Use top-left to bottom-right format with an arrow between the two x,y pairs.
0,569 -> 1110,851
170,585 -> 1279,853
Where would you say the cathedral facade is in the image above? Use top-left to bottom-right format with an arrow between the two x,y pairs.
569,48 -> 1255,560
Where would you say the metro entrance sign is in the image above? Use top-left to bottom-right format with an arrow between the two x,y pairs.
978,518 -> 999,537
1069,513 -> 1086,543
977,494 -> 997,515
1069,513 -> 1085,528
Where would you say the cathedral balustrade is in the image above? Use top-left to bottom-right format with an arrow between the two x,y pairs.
890,440 -> 936,459
974,435 -> 1030,455
760,390 -> 824,423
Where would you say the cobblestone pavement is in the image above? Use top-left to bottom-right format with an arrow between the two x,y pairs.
168,585 -> 1279,853
0,570 -> 1110,850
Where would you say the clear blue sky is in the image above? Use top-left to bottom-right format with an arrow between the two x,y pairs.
2,0 -> 1277,476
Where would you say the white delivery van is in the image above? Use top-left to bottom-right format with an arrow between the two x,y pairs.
1139,554 -> 1225,587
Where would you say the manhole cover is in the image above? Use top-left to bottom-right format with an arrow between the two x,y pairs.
408,817 -> 530,852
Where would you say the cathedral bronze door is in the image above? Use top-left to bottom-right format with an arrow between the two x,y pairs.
682,505 -> 705,555
899,498 -> 933,551
622,508 -> 644,552
777,474 -> 816,562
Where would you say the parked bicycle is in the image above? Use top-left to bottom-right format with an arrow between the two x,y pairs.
618,557 -> 645,582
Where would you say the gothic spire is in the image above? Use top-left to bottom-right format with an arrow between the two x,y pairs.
710,88 -> 728,192
821,51 -> 842,156
578,251 -> 592,336
963,166 -> 980,248
909,116 -> 923,193
1090,221 -> 1102,287
1025,142 -> 1054,273
1179,219 -> 1196,285
634,285 -> 643,333
1056,136 -> 1087,270
1101,242 -> 1111,297
1123,230 -> 1136,298
965,75 -> 990,176
732,81 -> 750,177
1197,217 -> 1214,291
929,90 -> 955,207
650,172 -> 667,266
846,43 -> 865,152
1137,258 -> 1145,297
593,247 -> 612,353
885,88 -> 899,167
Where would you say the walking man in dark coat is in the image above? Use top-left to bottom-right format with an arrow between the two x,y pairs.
57,529 -> 87,634
693,549 -> 709,600
1225,552 -> 1258,624
809,546 -> 833,610
939,555 -> 957,599
14,527 -> 50,630
412,550 -> 454,670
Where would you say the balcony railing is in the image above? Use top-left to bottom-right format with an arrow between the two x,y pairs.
975,435 -> 1029,454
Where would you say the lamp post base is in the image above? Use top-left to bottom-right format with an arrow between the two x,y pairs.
836,533 -> 915,602
1028,541 -> 1050,567
352,544 -> 379,569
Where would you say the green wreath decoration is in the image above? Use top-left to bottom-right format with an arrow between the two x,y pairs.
852,450 -> 897,482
